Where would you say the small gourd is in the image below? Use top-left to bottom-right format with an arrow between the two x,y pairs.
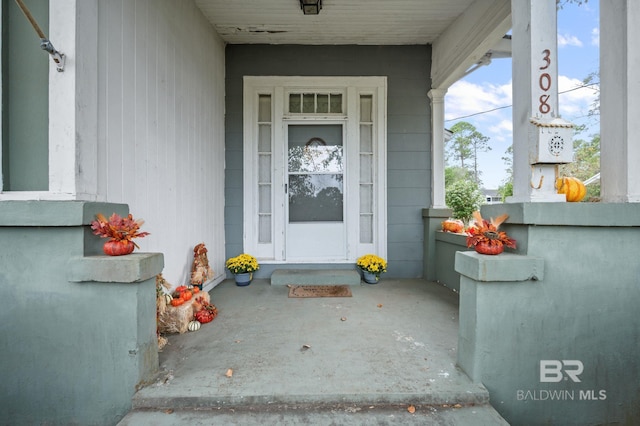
164,293 -> 173,305
441,219 -> 464,233
556,177 -> 586,202
188,320 -> 201,332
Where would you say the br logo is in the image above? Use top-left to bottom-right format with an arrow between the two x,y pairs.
540,360 -> 584,383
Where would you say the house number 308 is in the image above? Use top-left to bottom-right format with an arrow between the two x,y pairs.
538,49 -> 552,114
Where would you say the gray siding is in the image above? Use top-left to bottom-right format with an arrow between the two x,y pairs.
225,45 -> 431,278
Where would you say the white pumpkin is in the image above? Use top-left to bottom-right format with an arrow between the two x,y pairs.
188,320 -> 201,332
164,294 -> 173,304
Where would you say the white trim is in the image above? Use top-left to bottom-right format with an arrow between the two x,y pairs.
1,0 -> 98,201
243,76 -> 387,263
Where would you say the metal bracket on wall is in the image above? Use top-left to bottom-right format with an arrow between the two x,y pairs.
15,0 -> 65,72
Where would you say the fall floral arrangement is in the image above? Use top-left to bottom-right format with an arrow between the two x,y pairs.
356,254 -> 388,277
466,211 -> 516,255
225,253 -> 260,274
90,213 -> 150,248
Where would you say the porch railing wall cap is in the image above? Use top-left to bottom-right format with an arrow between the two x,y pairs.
481,202 -> 640,227
422,207 -> 453,218
455,251 -> 544,282
0,200 -> 129,226
67,253 -> 164,283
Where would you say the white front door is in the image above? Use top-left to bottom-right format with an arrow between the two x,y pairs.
242,76 -> 388,264
286,124 -> 346,260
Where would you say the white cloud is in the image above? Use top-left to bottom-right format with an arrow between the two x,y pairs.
445,80 -> 512,122
558,75 -> 599,120
558,33 -> 583,48
489,119 -> 513,136
591,27 -> 600,47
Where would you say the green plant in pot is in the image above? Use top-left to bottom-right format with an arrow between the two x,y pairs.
356,254 -> 387,284
226,253 -> 259,286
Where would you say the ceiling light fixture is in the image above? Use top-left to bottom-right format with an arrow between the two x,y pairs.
300,0 -> 322,15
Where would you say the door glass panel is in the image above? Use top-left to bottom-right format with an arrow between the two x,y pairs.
288,174 -> 343,222
259,155 -> 271,182
289,94 -> 302,113
258,95 -> 272,122
360,95 -> 372,122
288,124 -> 343,223
303,94 -> 315,113
330,94 -> 342,113
316,94 -> 329,113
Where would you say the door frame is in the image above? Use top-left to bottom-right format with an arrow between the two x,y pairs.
242,76 -> 387,264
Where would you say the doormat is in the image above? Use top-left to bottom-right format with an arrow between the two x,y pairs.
288,285 -> 352,298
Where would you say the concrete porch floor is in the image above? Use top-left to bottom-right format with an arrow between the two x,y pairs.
120,279 -> 508,425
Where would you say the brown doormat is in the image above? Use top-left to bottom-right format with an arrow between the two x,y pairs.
288,285 -> 352,298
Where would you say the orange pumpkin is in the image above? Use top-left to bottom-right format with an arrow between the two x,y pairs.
103,240 -> 135,256
442,219 -> 464,233
556,177 -> 586,202
170,298 -> 185,307
180,290 -> 192,301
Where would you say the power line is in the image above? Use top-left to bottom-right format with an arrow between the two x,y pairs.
445,82 -> 599,122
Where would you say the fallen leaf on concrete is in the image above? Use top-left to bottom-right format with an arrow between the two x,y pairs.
442,404 -> 449,408
225,368 -> 233,377
164,409 -> 174,414
453,403 -> 462,408
301,344 -> 311,352
377,304 -> 383,308
341,317 -> 347,321
407,405 -> 416,413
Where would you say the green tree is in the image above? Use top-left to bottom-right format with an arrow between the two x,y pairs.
560,134 -> 600,200
445,179 -> 484,224
447,121 -> 491,183
497,181 -> 513,201
445,166 -> 474,188
497,144 -> 513,201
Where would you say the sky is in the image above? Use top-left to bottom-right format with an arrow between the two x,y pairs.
444,2 -> 601,189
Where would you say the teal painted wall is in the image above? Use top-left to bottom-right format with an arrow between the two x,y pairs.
1,0 -> 49,191
456,203 -> 640,425
0,201 -> 163,425
225,45 -> 431,278
434,231 -> 471,292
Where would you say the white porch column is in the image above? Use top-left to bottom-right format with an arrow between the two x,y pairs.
48,0 -> 98,199
508,0 -> 566,202
429,88 -> 447,208
600,0 -> 640,202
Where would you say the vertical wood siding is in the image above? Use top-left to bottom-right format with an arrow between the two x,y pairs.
98,0 -> 226,286
226,45 -> 431,278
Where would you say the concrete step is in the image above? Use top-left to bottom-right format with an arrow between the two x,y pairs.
118,403 -> 509,425
122,382 -> 508,425
271,268 -> 361,286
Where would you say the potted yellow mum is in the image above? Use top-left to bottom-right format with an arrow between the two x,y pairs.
226,253 -> 259,286
356,254 -> 387,284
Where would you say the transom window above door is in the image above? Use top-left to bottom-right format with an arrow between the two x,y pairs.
288,92 -> 344,115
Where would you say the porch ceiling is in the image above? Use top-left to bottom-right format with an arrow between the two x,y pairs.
194,0 -> 478,45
